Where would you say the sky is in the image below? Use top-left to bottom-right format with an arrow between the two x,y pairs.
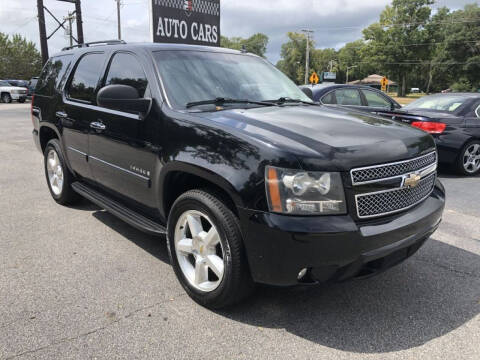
0,0 -> 475,64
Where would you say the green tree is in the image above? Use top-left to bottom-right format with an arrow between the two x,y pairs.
276,32 -> 316,84
220,33 -> 269,57
0,33 -> 42,80
362,0 -> 434,96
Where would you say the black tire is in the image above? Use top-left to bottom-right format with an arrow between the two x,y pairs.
167,189 -> 254,309
456,140 -> 480,176
1,93 -> 12,103
18,98 -> 26,103
44,139 -> 80,205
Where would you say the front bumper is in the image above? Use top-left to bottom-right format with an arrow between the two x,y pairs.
10,93 -> 26,101
238,180 -> 445,286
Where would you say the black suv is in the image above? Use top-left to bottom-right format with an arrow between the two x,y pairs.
32,41 -> 445,308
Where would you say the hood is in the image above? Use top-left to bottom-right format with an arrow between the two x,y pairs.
1,86 -> 28,91
195,105 -> 435,171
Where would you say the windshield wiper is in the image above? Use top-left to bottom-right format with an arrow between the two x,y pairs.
186,97 -> 277,109
264,97 -> 317,105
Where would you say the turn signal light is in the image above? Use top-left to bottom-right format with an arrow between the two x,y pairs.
411,121 -> 446,134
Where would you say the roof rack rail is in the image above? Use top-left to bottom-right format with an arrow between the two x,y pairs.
62,40 -> 126,51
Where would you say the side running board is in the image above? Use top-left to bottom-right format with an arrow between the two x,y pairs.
71,182 -> 166,236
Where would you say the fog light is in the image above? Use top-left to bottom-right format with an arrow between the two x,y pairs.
297,268 -> 308,280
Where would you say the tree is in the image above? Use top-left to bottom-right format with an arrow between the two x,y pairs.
220,33 -> 269,57
362,0 -> 434,96
0,33 -> 42,80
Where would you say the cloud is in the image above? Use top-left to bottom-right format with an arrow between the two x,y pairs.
0,0 -> 475,63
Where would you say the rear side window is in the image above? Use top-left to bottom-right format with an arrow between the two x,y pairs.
334,89 -> 362,106
321,92 -> 336,104
104,53 -> 148,97
36,55 -> 72,96
68,53 -> 105,103
363,89 -> 391,108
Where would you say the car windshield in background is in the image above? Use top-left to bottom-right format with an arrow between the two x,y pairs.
404,95 -> 468,112
153,50 -> 312,110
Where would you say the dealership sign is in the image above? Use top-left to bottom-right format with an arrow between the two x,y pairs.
151,0 -> 220,46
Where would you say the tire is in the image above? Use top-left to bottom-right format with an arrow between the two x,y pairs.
18,98 -> 26,103
1,93 -> 12,103
456,140 -> 480,176
44,139 -> 80,205
167,189 -> 254,309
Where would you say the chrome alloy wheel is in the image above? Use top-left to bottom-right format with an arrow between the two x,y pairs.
46,149 -> 64,195
463,143 -> 480,174
174,210 -> 225,292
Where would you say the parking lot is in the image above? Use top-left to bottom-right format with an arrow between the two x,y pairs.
0,103 -> 479,359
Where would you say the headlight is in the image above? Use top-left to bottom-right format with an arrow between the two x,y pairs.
265,166 -> 346,215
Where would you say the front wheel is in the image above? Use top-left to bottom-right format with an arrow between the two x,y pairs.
457,141 -> 480,176
1,93 -> 12,103
18,98 -> 26,103
167,189 -> 254,309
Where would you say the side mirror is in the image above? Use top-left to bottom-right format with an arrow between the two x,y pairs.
300,86 -> 314,100
97,84 -> 151,116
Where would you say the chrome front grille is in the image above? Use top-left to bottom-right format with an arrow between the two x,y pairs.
356,173 -> 436,218
351,152 -> 437,185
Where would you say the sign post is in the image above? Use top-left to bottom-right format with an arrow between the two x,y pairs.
381,76 -> 388,92
151,0 -> 220,46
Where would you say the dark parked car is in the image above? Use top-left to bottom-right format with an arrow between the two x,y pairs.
300,84 -> 402,112
32,41 -> 445,308
376,93 -> 480,176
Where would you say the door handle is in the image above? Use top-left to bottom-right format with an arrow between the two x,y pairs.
56,111 -> 67,118
90,121 -> 106,131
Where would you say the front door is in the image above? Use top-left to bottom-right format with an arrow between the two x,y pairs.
88,51 -> 157,208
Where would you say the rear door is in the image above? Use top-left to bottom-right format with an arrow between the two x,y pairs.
360,88 -> 396,113
321,88 -> 365,112
88,51 -> 157,208
62,52 -> 108,180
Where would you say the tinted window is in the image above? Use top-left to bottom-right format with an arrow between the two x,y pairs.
104,53 -> 148,97
334,89 -> 362,106
363,89 -> 391,108
68,53 -> 105,103
321,91 -> 336,104
36,55 -> 73,96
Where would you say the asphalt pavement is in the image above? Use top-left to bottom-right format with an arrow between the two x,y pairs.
1,103 -> 479,360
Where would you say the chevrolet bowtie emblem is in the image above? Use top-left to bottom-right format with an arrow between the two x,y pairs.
404,173 -> 421,188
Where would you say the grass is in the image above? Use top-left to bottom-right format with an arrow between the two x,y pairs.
387,92 -> 425,105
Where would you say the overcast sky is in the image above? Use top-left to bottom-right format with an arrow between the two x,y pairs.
0,0 -> 475,64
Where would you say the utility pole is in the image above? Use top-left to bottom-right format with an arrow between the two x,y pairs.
301,29 -> 314,85
346,65 -> 357,84
75,0 -> 84,44
37,0 -> 49,65
116,0 -> 122,40
64,12 -> 76,47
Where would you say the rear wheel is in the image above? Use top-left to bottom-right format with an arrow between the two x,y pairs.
1,93 -> 12,103
44,139 -> 80,205
167,189 -> 254,309
457,141 -> 480,176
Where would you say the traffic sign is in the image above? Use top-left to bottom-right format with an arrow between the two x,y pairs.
381,76 -> 388,87
309,71 -> 319,84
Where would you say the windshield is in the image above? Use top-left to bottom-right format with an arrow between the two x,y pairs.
0,81 -> 11,87
404,95 -> 469,112
153,50 -> 312,109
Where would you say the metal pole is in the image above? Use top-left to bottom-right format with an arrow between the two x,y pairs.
116,0 -> 122,40
75,0 -> 84,44
37,0 -> 49,65
302,30 -> 313,85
